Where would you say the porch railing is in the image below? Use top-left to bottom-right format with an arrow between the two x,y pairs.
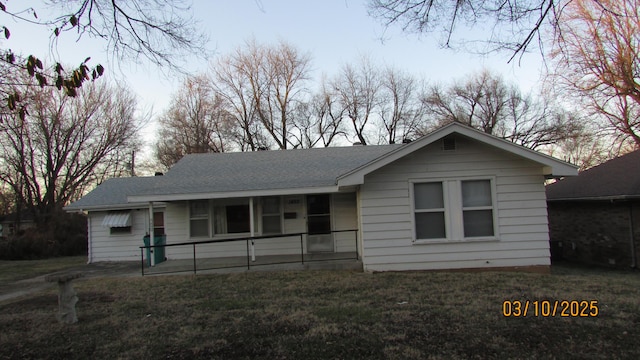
139,229 -> 358,276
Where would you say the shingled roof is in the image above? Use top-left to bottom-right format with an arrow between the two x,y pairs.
66,144 -> 400,210
546,149 -> 640,201
64,176 -> 164,211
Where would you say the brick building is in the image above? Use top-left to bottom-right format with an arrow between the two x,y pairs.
546,150 -> 640,268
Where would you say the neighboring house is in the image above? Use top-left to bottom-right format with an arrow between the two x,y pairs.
65,123 -> 577,272
546,150 -> 640,269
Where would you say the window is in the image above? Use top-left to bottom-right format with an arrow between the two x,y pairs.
261,197 -> 282,234
153,212 -> 165,236
189,200 -> 209,237
213,202 -> 250,234
110,226 -> 131,235
413,179 -> 495,242
414,182 -> 446,240
103,211 -> 132,235
461,180 -> 494,237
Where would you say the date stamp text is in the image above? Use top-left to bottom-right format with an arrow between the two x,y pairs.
502,300 -> 599,317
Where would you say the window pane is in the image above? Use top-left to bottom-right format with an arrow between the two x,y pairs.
462,180 -> 492,207
263,214 -> 281,234
414,183 -> 444,209
415,212 -> 446,239
190,219 -> 209,237
308,194 -> 330,215
308,215 -> 331,235
226,205 -> 250,233
190,200 -> 208,217
263,197 -> 280,214
463,210 -> 494,237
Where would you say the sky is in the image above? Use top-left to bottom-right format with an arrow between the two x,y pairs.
1,0 -> 546,159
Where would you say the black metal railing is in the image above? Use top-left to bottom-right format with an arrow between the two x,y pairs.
139,229 -> 359,276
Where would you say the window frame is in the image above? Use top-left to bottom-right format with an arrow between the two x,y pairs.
261,196 -> 283,235
410,177 -> 498,243
189,200 -> 210,238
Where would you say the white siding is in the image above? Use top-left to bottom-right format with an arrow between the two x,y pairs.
159,194 -> 359,261
359,136 -> 551,271
332,192 -> 358,253
88,209 -> 148,263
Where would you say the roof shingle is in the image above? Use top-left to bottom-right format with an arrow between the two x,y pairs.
546,150 -> 640,201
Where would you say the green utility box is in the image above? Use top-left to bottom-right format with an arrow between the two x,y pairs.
143,235 -> 166,266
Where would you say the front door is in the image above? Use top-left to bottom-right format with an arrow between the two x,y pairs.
306,194 -> 334,252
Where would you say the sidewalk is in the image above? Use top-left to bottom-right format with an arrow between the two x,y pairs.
0,261 -> 140,303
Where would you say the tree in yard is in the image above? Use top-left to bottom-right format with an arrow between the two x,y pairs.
367,1 -> 615,62
377,66 -> 427,144
550,0 -> 640,148
0,72 -> 142,224
213,40 -> 311,150
155,75 -> 235,169
421,69 -> 580,150
290,78 -> 348,148
213,50 -> 269,152
0,0 -> 206,111
332,56 -> 381,145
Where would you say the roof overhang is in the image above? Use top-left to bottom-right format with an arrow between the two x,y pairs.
337,123 -> 579,187
547,195 -> 640,202
127,185 -> 341,203
63,202 -> 167,213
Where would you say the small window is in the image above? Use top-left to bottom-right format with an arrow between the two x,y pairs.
110,226 -> 131,235
189,200 -> 210,237
103,211 -> 132,236
262,197 -> 282,234
153,212 -> 165,236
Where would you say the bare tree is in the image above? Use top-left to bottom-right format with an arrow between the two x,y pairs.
213,40 -> 311,150
213,52 -> 267,151
333,57 -> 381,145
367,0 -> 608,62
421,69 -> 578,150
0,75 -> 141,222
290,78 -> 348,148
154,75 -> 234,168
377,66 -> 427,144
1,0 -> 206,111
550,0 -> 640,147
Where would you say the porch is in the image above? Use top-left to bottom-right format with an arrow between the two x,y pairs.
140,230 -> 361,276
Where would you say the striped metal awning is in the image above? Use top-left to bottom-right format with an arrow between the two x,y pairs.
102,212 -> 132,228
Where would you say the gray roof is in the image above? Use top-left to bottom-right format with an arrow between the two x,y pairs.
144,145 -> 399,196
64,176 -> 163,211
66,144 -> 401,210
546,149 -> 640,201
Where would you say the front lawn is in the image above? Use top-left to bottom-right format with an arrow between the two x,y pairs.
1,265 -> 638,359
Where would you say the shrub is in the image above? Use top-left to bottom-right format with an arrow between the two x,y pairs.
0,211 -> 87,260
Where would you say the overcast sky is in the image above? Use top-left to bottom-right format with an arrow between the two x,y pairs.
2,0 -> 546,157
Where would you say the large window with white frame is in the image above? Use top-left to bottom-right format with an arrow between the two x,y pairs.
412,178 -> 496,242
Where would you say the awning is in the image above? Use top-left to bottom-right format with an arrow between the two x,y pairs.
102,212 -> 132,228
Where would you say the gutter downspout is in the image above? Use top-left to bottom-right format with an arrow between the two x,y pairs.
250,197 -> 255,262
630,202 -> 637,269
149,202 -> 155,267
86,211 -> 92,264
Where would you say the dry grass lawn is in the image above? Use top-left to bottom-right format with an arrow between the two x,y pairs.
0,263 -> 638,359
